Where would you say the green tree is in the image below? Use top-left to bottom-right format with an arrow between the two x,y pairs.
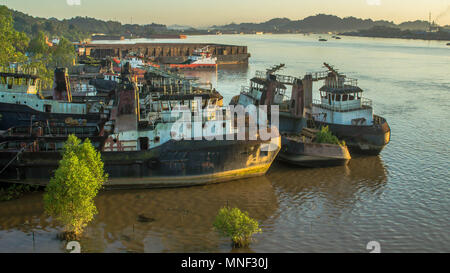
0,5 -> 29,66
27,31 -> 49,56
213,206 -> 262,248
51,37 -> 76,68
44,135 -> 108,240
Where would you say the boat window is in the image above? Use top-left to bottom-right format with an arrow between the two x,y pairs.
1,77 -> 6,84
335,95 -> 341,102
357,92 -> 361,99
342,95 -> 348,101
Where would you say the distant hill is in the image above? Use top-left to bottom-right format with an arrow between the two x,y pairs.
212,14 -> 398,33
6,5 -> 447,42
341,25 -> 450,41
7,6 -> 194,42
397,20 -> 431,31
211,14 -> 446,34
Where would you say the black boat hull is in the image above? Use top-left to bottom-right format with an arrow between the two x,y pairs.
0,137 -> 280,189
277,135 -> 351,167
314,115 -> 390,156
0,102 -> 102,131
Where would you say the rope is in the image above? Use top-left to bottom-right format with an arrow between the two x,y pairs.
0,141 -> 36,175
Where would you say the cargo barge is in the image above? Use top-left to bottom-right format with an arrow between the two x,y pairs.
79,43 -> 250,65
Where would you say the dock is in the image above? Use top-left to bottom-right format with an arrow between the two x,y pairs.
79,43 -> 250,65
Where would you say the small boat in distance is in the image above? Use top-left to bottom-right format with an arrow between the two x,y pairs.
319,38 -> 327,42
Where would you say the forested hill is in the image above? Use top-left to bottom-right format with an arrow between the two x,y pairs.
7,6 -> 448,41
213,14 -> 436,33
8,6 -> 182,41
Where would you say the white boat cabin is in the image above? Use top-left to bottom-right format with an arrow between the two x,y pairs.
0,72 -> 91,115
312,77 -> 373,126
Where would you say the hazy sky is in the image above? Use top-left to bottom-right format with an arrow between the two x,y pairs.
3,0 -> 450,27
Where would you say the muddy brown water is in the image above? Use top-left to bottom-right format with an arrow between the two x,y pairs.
1,34 -> 449,252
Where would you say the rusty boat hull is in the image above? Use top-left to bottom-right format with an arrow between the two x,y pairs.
277,135 -> 351,167
0,136 -> 280,189
314,115 -> 391,156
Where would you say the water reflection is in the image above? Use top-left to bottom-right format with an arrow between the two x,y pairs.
267,156 -> 388,212
0,176 -> 278,253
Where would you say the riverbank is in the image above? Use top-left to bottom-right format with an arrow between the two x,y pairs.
340,26 -> 450,41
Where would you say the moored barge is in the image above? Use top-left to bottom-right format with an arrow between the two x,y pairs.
0,64 -> 280,188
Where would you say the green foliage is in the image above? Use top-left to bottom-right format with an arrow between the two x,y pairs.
315,126 -> 346,146
27,31 -> 49,56
26,33 -> 75,89
51,37 -> 76,68
0,5 -> 29,66
44,135 -> 107,238
0,184 -> 40,202
213,206 -> 262,248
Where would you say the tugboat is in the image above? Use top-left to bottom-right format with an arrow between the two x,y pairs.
0,68 -> 108,131
169,46 -> 217,70
310,63 -> 390,155
0,64 -> 281,188
231,64 -> 351,167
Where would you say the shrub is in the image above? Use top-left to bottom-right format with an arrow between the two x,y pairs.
213,206 -> 261,248
315,126 -> 346,146
0,184 -> 40,202
43,135 -> 107,240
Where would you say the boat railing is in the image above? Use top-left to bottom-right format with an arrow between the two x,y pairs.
305,71 -> 329,81
324,77 -> 358,88
313,97 -> 372,112
275,74 -> 296,84
255,71 -> 266,79
241,86 -> 250,94
254,71 -> 297,84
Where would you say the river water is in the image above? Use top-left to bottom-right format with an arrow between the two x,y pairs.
0,34 -> 449,252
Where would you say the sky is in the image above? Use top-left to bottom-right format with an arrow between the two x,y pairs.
3,0 -> 450,27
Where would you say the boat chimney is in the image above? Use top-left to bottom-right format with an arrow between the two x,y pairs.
53,68 -> 72,102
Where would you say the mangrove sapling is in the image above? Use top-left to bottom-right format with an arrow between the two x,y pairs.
213,206 -> 262,248
43,135 -> 107,241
